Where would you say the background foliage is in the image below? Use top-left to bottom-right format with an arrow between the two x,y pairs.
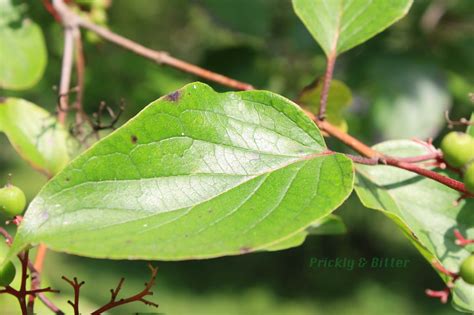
1,0 -> 473,313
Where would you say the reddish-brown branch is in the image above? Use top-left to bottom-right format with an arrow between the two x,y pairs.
74,28 -> 86,126
425,288 -> 450,304
0,228 -> 64,314
91,264 -> 159,315
425,259 -> 460,304
345,154 -> 380,165
51,0 -> 253,91
318,52 -> 336,120
445,111 -> 474,129
395,152 -> 441,163
384,157 -> 471,195
17,250 -> 30,314
454,229 -> 474,246
0,227 -> 13,245
27,243 -> 48,312
315,118 -> 381,158
62,276 -> 84,315
431,260 -> 458,279
48,0 -> 471,197
57,24 -> 75,125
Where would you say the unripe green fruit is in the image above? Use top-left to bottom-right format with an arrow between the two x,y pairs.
0,261 -> 16,287
440,132 -> 474,168
0,184 -> 26,216
459,254 -> 474,285
464,163 -> 474,193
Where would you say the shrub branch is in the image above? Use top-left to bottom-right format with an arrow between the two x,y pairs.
48,0 -> 472,198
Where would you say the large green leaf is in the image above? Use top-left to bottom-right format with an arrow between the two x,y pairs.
354,140 -> 474,312
8,82 -> 354,261
0,98 -> 70,177
0,0 -> 47,90
292,0 -> 413,56
298,79 -> 352,132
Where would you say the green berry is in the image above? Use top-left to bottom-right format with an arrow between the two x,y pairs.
459,254 -> 474,285
465,162 -> 474,193
440,132 -> 474,168
0,261 -> 16,287
0,184 -> 26,216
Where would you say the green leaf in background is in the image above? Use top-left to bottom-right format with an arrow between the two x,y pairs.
370,59 -> 451,140
9,82 -> 354,261
298,79 -> 352,132
0,0 -> 47,90
354,140 -> 474,312
0,98 -> 70,177
306,214 -> 346,235
264,214 -> 347,251
292,0 -> 413,56
200,0 -> 271,37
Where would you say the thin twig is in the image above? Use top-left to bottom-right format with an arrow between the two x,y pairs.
18,250 -> 29,314
57,24 -> 76,125
314,116 -> 381,158
0,227 -> 13,245
91,264 -> 159,315
27,243 -> 48,312
445,111 -> 473,129
62,276 -> 84,315
51,0 -> 253,91
454,229 -> 474,246
383,156 -> 470,195
73,27 -> 90,135
345,154 -> 380,165
0,229 -> 64,314
48,0 -> 471,197
394,152 -> 441,163
318,52 -> 337,120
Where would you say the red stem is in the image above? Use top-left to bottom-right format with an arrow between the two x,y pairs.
384,157 -> 471,195
318,52 -> 336,120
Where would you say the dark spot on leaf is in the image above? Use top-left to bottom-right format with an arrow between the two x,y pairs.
240,247 -> 252,254
65,177 -> 70,182
131,135 -> 138,144
165,90 -> 181,102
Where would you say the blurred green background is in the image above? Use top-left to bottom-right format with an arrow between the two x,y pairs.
1,0 -> 473,314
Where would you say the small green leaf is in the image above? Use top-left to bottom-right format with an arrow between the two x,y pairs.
292,0 -> 413,56
298,79 -> 352,132
0,98 -> 70,177
354,140 -> 473,312
306,214 -> 346,235
0,0 -> 47,90
9,82 -> 354,261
